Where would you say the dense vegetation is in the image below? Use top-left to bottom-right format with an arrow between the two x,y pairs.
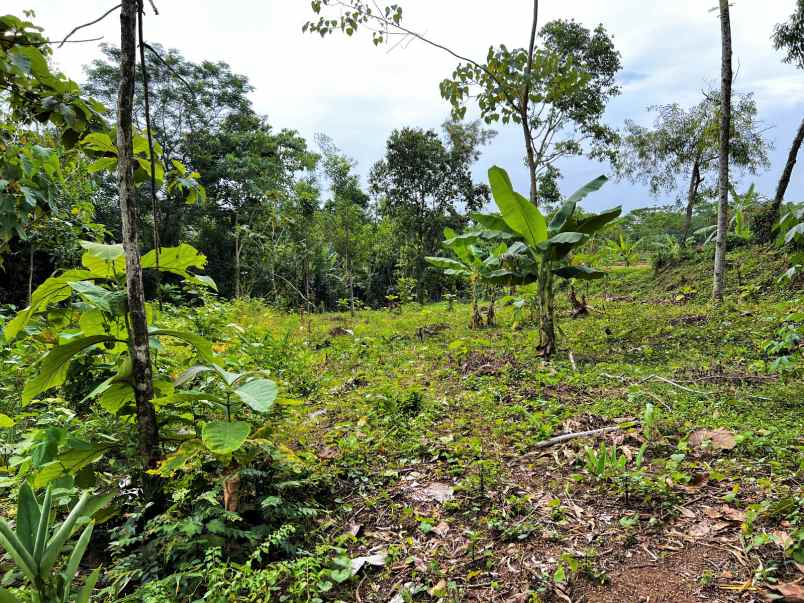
0,2 -> 802,602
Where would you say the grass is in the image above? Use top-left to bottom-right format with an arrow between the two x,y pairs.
195,245 -> 802,601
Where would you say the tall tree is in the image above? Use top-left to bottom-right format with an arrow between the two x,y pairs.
368,124 -> 491,301
764,0 -> 804,236
316,134 -> 369,314
615,94 -> 769,243
84,44 -> 254,248
713,0 -> 733,301
305,2 -> 620,206
187,112 -> 316,298
117,0 -> 159,467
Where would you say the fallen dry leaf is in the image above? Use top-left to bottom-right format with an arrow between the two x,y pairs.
411,481 -> 454,503
432,521 -> 450,537
350,550 -> 386,574
762,580 -> 804,602
689,428 -> 737,450
429,579 -> 448,597
317,447 -> 339,459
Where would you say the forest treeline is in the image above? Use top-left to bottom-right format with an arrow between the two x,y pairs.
2,26 -> 794,311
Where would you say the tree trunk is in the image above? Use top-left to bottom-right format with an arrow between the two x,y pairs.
771,117 -> 804,216
713,0 -> 732,302
522,0 -> 539,205
27,244 -> 34,306
346,212 -> 354,316
681,158 -> 701,244
117,0 -> 160,469
234,212 -> 241,299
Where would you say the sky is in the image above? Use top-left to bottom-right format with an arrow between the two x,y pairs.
7,0 -> 804,213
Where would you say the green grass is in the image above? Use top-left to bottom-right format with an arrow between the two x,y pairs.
199,245 -> 802,600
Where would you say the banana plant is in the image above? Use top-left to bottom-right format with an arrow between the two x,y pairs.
696,183 -> 756,244
775,205 -> 804,281
471,166 -> 621,356
0,484 -> 109,603
426,230 -> 515,328
604,234 -> 641,266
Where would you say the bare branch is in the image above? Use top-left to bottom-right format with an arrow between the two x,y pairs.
58,3 -> 122,47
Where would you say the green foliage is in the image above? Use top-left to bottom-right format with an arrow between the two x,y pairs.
0,484 -> 107,603
472,165 -> 620,353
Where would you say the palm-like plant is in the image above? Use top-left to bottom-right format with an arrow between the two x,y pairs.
471,166 -> 621,356
696,183 -> 757,244
604,234 -> 641,266
0,484 -> 108,603
426,230 -> 513,328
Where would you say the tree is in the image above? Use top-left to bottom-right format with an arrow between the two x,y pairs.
761,0 -> 804,238
187,112 -> 316,298
368,124 -> 491,301
0,13 -> 106,261
305,2 -> 620,206
441,19 -> 621,205
84,44 -> 254,249
615,94 -> 769,243
713,0 -> 733,301
316,134 -> 369,314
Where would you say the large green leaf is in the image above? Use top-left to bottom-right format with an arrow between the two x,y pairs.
573,206 -> 622,235
542,232 -> 587,260
552,265 -> 607,280
235,378 -> 278,413
23,336 -> 113,403
69,281 -> 122,314
79,240 -> 124,262
150,329 -> 215,364
142,244 -> 206,275
565,175 -> 608,205
548,201 -> 576,235
3,270 -> 93,341
488,166 -> 547,247
0,586 -> 20,603
201,421 -> 250,455
470,212 -> 518,236
425,257 -> 466,271
16,483 -> 40,554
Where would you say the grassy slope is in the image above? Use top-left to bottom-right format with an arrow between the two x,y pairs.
234,245 -> 802,602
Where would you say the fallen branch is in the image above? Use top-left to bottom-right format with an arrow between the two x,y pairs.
527,422 -> 638,452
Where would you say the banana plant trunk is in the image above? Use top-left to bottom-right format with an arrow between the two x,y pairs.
538,260 -> 556,357
486,289 -> 496,327
470,277 -> 482,329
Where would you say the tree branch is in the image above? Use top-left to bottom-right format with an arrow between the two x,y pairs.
59,4 -> 122,47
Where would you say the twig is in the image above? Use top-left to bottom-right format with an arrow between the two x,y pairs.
59,4 -> 122,47
15,37 -> 103,46
137,1 -> 161,277
526,423 -> 638,452
142,43 -> 195,96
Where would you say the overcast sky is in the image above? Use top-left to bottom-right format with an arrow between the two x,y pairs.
8,0 -> 804,212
